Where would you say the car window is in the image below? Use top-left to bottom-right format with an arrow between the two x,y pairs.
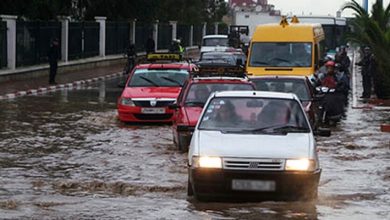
199,97 -> 309,133
202,38 -> 229,47
249,42 -> 312,67
200,54 -> 236,65
253,79 -> 310,101
128,69 -> 189,87
184,83 -> 254,106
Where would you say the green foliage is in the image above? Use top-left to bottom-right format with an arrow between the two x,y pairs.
343,0 -> 390,98
0,0 -> 228,23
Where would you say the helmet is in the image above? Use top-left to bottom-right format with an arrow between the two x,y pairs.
325,61 -> 335,67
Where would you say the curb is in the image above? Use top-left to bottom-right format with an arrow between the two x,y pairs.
381,124 -> 390,132
0,72 -> 122,100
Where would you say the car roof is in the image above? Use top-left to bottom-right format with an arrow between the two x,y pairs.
189,77 -> 251,83
213,90 -> 298,100
250,75 -> 308,80
135,63 -> 193,70
202,35 -> 228,39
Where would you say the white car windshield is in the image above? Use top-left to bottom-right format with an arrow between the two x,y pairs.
202,38 -> 229,47
128,69 -> 189,87
199,97 -> 310,133
249,42 -> 312,67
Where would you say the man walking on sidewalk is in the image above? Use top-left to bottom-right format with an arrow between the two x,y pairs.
48,38 -> 60,85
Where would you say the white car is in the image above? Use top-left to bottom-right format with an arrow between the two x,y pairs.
200,35 -> 229,56
188,91 -> 328,201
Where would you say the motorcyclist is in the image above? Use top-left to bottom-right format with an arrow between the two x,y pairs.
321,61 -> 338,89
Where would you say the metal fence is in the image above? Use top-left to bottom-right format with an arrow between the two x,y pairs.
218,23 -> 229,35
106,22 -> 130,55
158,23 -> 172,50
135,23 -> 153,52
206,24 -> 215,35
3,20 -> 223,70
177,24 -> 191,47
193,24 -> 203,46
68,22 -> 99,60
16,21 -> 61,67
0,22 -> 7,69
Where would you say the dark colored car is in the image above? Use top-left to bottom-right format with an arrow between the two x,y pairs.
250,76 -> 319,128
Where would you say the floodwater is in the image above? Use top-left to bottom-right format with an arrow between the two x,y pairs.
0,78 -> 389,220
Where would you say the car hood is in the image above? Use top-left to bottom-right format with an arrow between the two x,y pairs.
184,106 -> 203,127
122,87 -> 181,99
197,131 -> 311,159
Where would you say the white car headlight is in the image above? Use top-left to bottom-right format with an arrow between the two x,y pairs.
193,156 -> 222,168
285,159 -> 315,171
120,98 -> 135,106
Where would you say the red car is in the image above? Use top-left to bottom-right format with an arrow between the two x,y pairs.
250,76 -> 319,128
117,54 -> 196,123
171,66 -> 256,151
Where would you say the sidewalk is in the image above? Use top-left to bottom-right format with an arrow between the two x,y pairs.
0,63 -> 124,96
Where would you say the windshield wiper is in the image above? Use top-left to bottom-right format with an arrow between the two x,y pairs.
184,101 -> 205,107
252,61 -> 269,65
160,76 -> 183,86
139,76 -> 159,87
273,125 -> 310,133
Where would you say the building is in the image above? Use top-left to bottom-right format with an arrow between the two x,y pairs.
229,0 -> 281,35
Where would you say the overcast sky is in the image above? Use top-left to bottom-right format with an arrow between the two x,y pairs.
267,0 -> 390,17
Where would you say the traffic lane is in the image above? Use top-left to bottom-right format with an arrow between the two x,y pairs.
0,77 -> 389,219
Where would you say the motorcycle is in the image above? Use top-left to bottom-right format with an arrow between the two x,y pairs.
315,86 -> 346,125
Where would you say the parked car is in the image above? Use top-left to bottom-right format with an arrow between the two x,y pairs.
170,65 -> 255,151
188,90 -> 330,201
117,53 -> 196,123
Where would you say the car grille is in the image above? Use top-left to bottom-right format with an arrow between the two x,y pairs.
223,158 -> 284,171
133,114 -> 173,121
133,100 -> 175,107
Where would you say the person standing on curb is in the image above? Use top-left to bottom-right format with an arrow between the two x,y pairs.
356,47 -> 372,98
145,34 -> 155,54
48,38 -> 60,85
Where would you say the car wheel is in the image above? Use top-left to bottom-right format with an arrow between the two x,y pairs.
177,134 -> 189,152
187,177 -> 193,196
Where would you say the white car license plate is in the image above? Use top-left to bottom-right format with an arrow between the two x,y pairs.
141,108 -> 166,114
232,179 -> 276,192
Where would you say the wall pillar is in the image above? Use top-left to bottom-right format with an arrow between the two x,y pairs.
202,22 -> 207,37
58,16 -> 70,62
214,22 -> 219,35
153,20 -> 159,51
169,21 -> 177,40
95,16 -> 106,57
131,19 -> 136,45
189,25 -> 194,47
0,15 -> 17,70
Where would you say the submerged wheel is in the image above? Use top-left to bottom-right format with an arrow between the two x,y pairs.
177,134 -> 189,152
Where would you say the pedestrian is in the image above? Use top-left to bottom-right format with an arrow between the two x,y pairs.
356,47 -> 372,98
145,34 -> 155,54
48,38 -> 60,85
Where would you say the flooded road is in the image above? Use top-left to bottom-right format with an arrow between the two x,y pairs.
0,78 -> 389,219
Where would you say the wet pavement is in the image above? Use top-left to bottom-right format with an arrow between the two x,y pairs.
0,76 -> 389,219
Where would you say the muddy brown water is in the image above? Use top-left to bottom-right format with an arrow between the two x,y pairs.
0,79 -> 389,219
